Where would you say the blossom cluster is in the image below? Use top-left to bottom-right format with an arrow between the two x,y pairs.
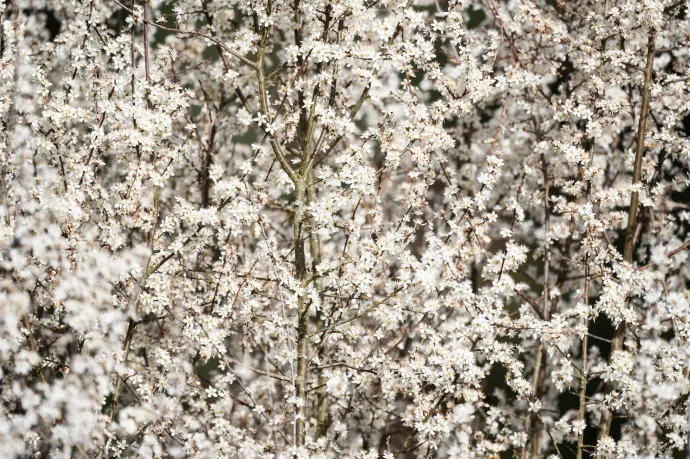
1,0 -> 690,458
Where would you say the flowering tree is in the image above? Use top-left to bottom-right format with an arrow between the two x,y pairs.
2,0 -> 690,457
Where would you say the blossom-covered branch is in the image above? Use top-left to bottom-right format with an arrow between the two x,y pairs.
1,0 -> 690,458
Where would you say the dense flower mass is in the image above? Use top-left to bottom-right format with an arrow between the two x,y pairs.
1,0 -> 690,457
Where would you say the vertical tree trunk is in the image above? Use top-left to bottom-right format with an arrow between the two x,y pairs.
294,178 -> 309,445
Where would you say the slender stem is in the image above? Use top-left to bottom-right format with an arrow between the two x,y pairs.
98,5 -> 156,455
251,3 -> 308,445
536,413 -> 564,459
576,262 -> 589,459
521,343 -> 544,459
113,0 -> 257,69
294,178 -> 308,445
255,34 -> 297,183
98,318 -> 137,459
522,153 -> 550,458
597,28 -> 656,441
577,146 -> 595,459
307,169 -> 329,438
143,0 -> 150,82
